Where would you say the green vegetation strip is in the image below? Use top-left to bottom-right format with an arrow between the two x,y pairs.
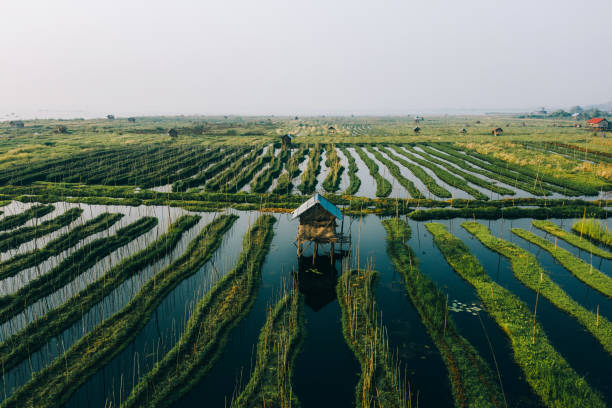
233,280 -> 302,408
0,207 -> 83,252
513,228 -> 612,299
422,143 -> 551,196
426,223 -> 606,408
2,214 -> 238,408
532,221 -> 612,260
462,221 -> 612,356
298,144 -> 323,194
251,148 -> 290,193
322,145 -> 345,193
0,215 -> 199,373
172,147 -> 247,192
339,146 -> 361,195
272,145 -> 308,195
383,219 -> 504,408
338,268 -> 408,407
354,146 -> 392,197
413,145 -> 515,196
366,146 -> 426,199
223,147 -> 274,193
394,145 -> 488,200
0,216 -> 158,325
123,215 -> 274,408
378,146 -> 447,198
205,147 -> 264,192
572,219 -> 612,248
0,204 -> 54,231
409,206 -> 608,221
0,213 -> 124,281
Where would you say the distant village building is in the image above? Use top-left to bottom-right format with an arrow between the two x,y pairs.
492,127 -> 503,136
8,120 -> 24,128
54,125 -> 68,134
534,107 -> 547,115
127,117 -> 136,123
475,120 -> 481,124
167,128 -> 178,137
460,128 -> 467,134
328,126 -> 336,133
281,134 -> 293,148
107,114 -> 115,120
587,118 -> 609,130
413,126 -> 421,134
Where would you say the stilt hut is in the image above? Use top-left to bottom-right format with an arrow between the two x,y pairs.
492,127 -> 503,136
292,193 -> 342,262
281,133 -> 293,148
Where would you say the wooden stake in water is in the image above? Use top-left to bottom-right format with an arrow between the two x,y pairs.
597,304 -> 600,328
532,272 -> 542,345
443,294 -> 448,336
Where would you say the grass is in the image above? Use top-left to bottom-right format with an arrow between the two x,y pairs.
394,145 -> 488,200
532,220 -> 612,259
322,145 -> 344,193
365,146 -> 425,199
338,146 -> 361,195
462,221 -> 612,357
0,204 -> 55,231
0,212 -> 124,281
354,146 -> 392,197
383,219 -> 504,408
232,278 -> 302,408
0,216 -> 158,325
272,145 -> 308,195
337,268 -> 410,408
1,214 -> 238,408
122,215 -> 275,408
298,144 -> 323,195
0,214 -> 200,374
512,228 -> 612,299
409,205 -> 608,221
378,146 -> 447,198
252,148 -> 290,193
0,207 -> 82,252
572,219 -> 612,248
426,222 -> 606,408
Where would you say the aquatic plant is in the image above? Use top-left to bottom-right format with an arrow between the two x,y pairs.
338,146 -> 361,195
532,220 -> 612,259
354,146 -> 392,197
322,145 -> 344,193
298,144 -> 323,195
365,146 -> 425,199
0,204 -> 55,231
427,222 -> 606,408
572,219 -> 612,248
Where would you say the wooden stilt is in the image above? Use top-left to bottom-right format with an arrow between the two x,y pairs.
313,242 -> 318,263
297,239 -> 303,257
331,242 -> 335,265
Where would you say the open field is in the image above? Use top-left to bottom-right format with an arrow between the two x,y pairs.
0,115 -> 611,407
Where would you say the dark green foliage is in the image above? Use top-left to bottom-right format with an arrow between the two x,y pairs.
338,146 -> 361,195
354,146 -> 392,197
0,204 -> 54,231
366,146 -> 426,199
0,212 -> 124,281
0,215 -> 199,374
0,207 -> 83,252
298,144 -> 323,195
0,216 -> 158,324
322,145 -> 344,193
2,215 -> 238,408
409,205 -> 608,221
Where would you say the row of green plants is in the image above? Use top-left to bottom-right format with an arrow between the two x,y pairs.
513,228 -> 612,298
426,223 -> 606,408
322,145 -> 345,193
338,146 -> 361,195
421,143 -> 553,196
0,216 -> 158,325
251,148 -> 291,193
172,147 -> 249,192
0,207 -> 82,252
540,142 -> 612,163
0,212 -> 124,281
232,278 -> 302,408
532,220 -> 612,259
454,144 -> 609,196
0,204 -> 54,231
354,146 -> 392,197
383,219 -> 505,408
572,219 -> 612,248
411,145 -> 515,196
337,268 -> 410,408
377,146 -> 447,198
220,147 -> 275,193
409,205 -> 609,221
2,214 -> 238,408
0,215 -> 200,374
272,145 -> 308,195
462,221 -> 612,356
393,146 -> 488,200
448,144 -> 588,196
123,215 -> 275,408
205,147 -> 264,192
298,144 -> 323,195
365,146 -> 425,199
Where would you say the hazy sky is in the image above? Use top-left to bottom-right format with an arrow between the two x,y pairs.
2,0 -> 611,117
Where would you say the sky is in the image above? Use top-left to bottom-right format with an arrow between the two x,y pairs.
1,0 -> 611,118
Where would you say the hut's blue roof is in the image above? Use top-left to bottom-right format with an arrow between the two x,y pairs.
291,193 -> 342,221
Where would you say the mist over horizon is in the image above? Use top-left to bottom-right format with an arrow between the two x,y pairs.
2,0 -> 611,119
